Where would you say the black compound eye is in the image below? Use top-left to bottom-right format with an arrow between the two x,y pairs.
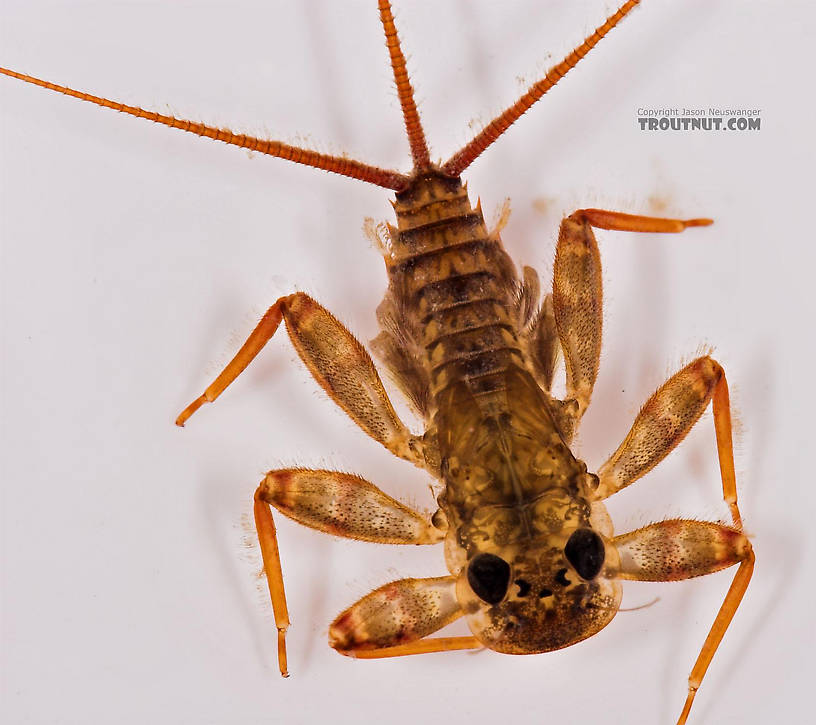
467,553 -> 511,604
564,528 -> 605,580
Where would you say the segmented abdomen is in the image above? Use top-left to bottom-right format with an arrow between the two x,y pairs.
377,172 -> 526,411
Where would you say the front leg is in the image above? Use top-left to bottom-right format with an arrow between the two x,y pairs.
613,520 -> 754,724
553,209 -> 712,420
176,292 -> 425,467
329,577 -> 480,658
254,468 -> 444,677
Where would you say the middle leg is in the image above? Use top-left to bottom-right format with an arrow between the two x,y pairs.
598,354 -> 751,721
254,468 -> 445,677
595,355 -> 742,528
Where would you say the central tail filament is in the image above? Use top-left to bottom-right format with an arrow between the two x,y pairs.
378,0 -> 431,172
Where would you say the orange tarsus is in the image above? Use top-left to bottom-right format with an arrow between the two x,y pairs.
254,492 -> 291,678
378,0 -> 431,172
677,547 -> 755,725
710,361 -> 742,530
577,208 -> 713,233
175,395 -> 205,427
338,636 -> 482,659
0,66 -> 410,192
442,0 -> 642,177
175,297 -> 288,427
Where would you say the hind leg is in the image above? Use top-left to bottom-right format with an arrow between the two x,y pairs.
176,292 -> 426,467
553,209 -> 712,421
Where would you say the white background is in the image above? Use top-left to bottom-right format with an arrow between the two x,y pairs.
2,1 -> 813,723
